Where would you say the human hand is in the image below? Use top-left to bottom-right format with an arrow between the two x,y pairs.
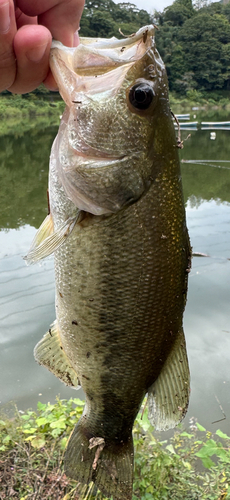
0,0 -> 84,93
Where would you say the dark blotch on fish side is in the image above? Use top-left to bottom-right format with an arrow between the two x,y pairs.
72,320 -> 78,325
86,352 -> 91,358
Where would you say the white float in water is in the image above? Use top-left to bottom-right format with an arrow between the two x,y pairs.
210,132 -> 216,140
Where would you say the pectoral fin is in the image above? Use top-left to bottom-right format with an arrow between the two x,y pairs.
148,327 -> 190,431
34,320 -> 80,388
24,212 -> 80,264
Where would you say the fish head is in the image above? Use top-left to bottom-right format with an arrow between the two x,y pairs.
50,26 -> 176,215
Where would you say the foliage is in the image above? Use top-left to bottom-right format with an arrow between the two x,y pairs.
7,398 -> 84,451
80,0 -> 152,38
0,398 -> 85,500
154,0 -> 230,94
179,13 -> 230,91
0,94 -> 64,136
1,0 -> 229,98
163,0 -> 194,26
0,0 -> 229,98
1,399 -> 230,499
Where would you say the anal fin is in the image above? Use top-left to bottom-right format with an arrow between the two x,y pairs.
148,327 -> 190,431
34,320 -> 80,388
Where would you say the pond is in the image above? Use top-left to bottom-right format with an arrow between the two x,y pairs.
0,109 -> 230,436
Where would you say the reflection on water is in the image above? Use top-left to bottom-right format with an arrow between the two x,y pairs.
0,226 -> 77,411
0,127 -> 54,229
184,200 -> 230,434
0,118 -> 230,433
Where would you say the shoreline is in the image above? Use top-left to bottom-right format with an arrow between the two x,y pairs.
0,91 -> 230,123
0,93 -> 65,136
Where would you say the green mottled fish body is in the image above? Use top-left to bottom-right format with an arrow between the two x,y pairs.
26,26 -> 191,500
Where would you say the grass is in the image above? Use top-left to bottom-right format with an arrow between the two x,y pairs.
0,92 -> 64,136
0,398 -> 230,499
169,90 -> 230,113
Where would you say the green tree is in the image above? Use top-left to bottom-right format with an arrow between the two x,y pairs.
154,0 -> 194,90
80,0 -> 116,37
223,2 -> 230,23
174,71 -> 197,94
80,0 -> 152,38
163,0 -> 194,26
167,43 -> 188,90
179,12 -> 230,90
155,0 -> 230,93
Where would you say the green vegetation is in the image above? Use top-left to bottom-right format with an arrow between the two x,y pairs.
154,0 -> 230,96
1,398 -> 230,499
80,0 -> 152,38
169,90 -> 230,110
0,92 -> 64,136
2,0 -> 230,106
79,0 -> 230,100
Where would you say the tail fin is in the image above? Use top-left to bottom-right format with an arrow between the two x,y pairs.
65,418 -> 134,500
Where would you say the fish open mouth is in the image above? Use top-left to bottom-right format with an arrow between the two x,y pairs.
49,26 -> 156,107
51,25 -> 155,73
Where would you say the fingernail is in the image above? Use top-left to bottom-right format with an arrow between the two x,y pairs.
0,1 -> 10,34
26,43 -> 48,63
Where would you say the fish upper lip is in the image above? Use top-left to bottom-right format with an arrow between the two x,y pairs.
51,25 -> 155,53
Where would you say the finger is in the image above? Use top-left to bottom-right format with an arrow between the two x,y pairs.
8,24 -> 52,93
16,0 -> 85,46
15,8 -> 37,29
38,0 -> 85,47
43,31 -> 80,91
0,0 -> 17,91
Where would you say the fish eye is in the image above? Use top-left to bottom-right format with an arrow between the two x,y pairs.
129,83 -> 154,110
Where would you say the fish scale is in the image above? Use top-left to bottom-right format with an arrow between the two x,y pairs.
26,25 -> 191,500
53,166 -> 187,416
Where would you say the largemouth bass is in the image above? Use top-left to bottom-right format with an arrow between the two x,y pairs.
26,25 -> 191,500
